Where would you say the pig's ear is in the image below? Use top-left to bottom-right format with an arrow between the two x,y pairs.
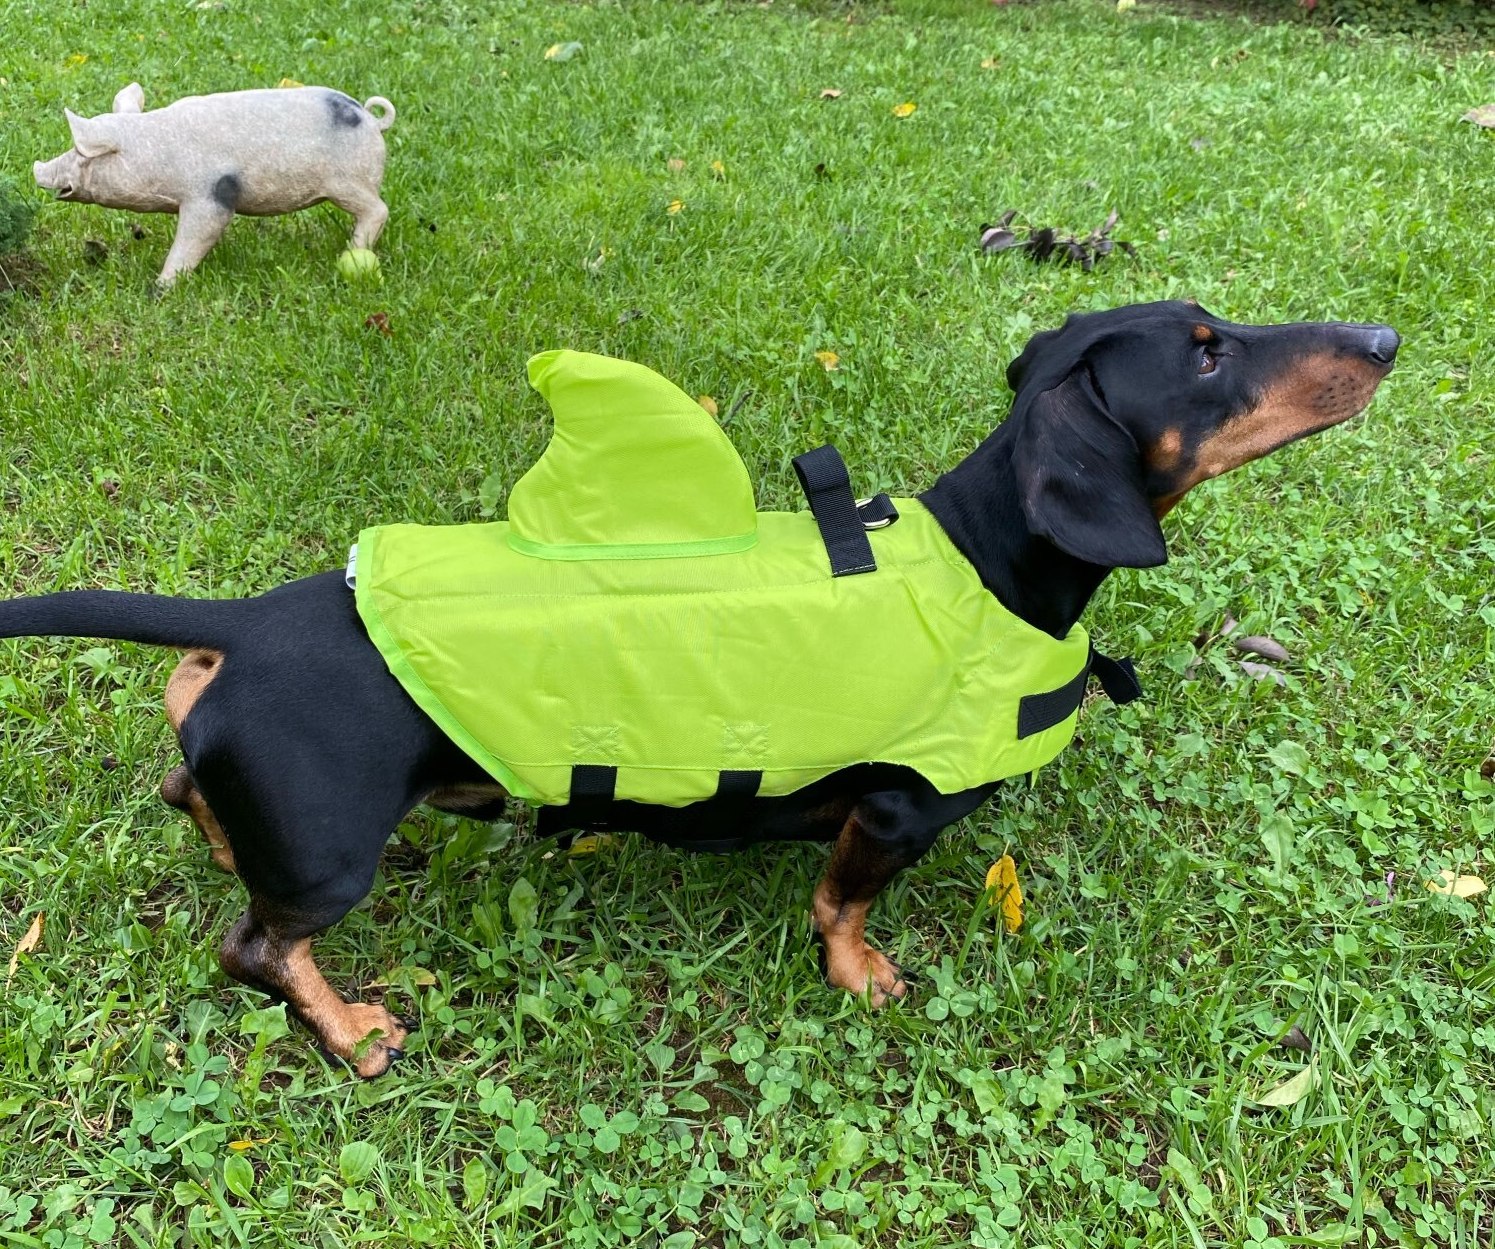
113,83 -> 145,114
65,109 -> 118,158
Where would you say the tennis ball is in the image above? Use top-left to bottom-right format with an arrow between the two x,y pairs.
337,248 -> 382,284
1116,0 -> 1137,10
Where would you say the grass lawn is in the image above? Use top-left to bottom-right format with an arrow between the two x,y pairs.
2,0 -> 1494,1244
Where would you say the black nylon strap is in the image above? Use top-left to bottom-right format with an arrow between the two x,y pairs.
1017,666 -> 1090,739
715,770 -> 763,801
1016,647 -> 1143,740
856,493 -> 899,529
793,444 -> 877,577
566,764 -> 617,826
1089,649 -> 1143,704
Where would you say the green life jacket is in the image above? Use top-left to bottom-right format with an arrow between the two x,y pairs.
351,350 -> 1095,809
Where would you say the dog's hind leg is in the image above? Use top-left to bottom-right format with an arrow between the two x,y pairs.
160,765 -> 236,873
813,781 -> 998,1007
219,900 -> 413,1079
195,766 -> 420,1077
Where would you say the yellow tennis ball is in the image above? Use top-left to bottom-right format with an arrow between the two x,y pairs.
1116,0 -> 1137,11
337,248 -> 382,283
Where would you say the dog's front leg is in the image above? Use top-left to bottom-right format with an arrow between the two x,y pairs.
813,782 -> 998,1007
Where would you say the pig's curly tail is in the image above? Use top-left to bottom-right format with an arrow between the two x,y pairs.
364,97 -> 395,131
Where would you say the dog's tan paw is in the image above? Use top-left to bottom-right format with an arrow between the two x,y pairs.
825,942 -> 907,1008
337,1004 -> 412,1079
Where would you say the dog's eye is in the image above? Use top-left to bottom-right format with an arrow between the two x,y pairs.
1198,348 -> 1218,376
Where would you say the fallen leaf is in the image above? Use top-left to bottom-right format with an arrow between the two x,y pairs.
66,53 -> 88,67
364,312 -> 393,337
1427,870 -> 1487,899
665,199 -> 684,215
617,308 -> 645,326
1280,1025 -> 1313,1054
814,350 -> 840,371
980,57 -> 1000,69
277,77 -> 304,89
979,226 -> 1018,253
568,833 -> 618,856
710,160 -> 726,179
1239,661 -> 1287,686
667,157 -> 686,172
1481,750 -> 1495,781
891,101 -> 917,119
1461,104 -> 1495,127
1256,1064 -> 1317,1107
7,912 -> 43,979
985,855 -> 1024,933
82,239 -> 108,266
228,1137 -> 275,1152
367,964 -> 438,990
544,41 -> 583,62
820,88 -> 843,99
697,395 -> 718,417
1234,635 -> 1290,663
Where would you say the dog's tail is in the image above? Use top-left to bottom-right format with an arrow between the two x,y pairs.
0,591 -> 249,651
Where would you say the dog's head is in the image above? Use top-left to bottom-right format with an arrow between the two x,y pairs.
1005,300 -> 1398,569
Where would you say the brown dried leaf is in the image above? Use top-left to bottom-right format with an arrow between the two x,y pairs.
1462,104 -> 1495,128
697,395 -> 718,417
819,88 -> 843,100
1280,1025 -> 1312,1055
7,912 -> 43,979
363,312 -> 393,337
667,157 -> 686,172
1234,635 -> 1290,663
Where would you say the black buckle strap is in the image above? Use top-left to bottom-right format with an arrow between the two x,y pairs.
856,493 -> 899,529
1016,646 -> 1143,740
793,444 -> 877,577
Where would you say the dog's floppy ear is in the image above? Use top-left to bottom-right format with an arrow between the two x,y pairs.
1010,365 -> 1168,569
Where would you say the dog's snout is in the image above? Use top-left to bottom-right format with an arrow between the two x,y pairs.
1365,326 -> 1399,366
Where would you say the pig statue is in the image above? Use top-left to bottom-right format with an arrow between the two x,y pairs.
34,82 -> 396,287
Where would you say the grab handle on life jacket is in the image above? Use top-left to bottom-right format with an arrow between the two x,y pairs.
793,444 -> 896,577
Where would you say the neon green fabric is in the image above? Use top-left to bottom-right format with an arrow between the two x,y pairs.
353,351 -> 1090,807
508,350 -> 757,560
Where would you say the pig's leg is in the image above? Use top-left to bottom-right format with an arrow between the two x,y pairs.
329,187 -> 389,250
158,198 -> 234,286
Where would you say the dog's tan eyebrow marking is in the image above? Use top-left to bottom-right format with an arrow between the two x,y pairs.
1192,324 -> 1213,343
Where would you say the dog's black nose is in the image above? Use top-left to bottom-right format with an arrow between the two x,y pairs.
1365,326 -> 1399,366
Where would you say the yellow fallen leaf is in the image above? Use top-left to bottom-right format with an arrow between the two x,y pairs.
568,833 -> 618,856
814,350 -> 840,371
820,88 -> 843,99
1256,1064 -> 1317,1107
66,54 -> 88,67
277,77 -> 304,89
667,157 -> 686,172
984,855 -> 1023,934
228,1136 -> 275,1152
981,57 -> 1000,70
544,41 -> 583,63
7,911 -> 43,979
891,101 -> 917,119
697,395 -> 719,417
710,160 -> 726,178
666,199 -> 684,215
1427,870 -> 1487,899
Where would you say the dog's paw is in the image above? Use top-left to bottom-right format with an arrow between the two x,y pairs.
339,1004 -> 412,1079
826,942 -> 907,1008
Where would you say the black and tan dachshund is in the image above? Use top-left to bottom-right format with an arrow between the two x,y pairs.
0,301 -> 1397,1076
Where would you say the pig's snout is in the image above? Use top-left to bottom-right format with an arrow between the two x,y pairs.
34,157 -> 74,198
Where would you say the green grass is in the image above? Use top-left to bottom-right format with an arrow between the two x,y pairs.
2,0 -> 1494,1245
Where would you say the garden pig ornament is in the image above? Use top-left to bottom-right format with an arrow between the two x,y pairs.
34,83 -> 395,287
